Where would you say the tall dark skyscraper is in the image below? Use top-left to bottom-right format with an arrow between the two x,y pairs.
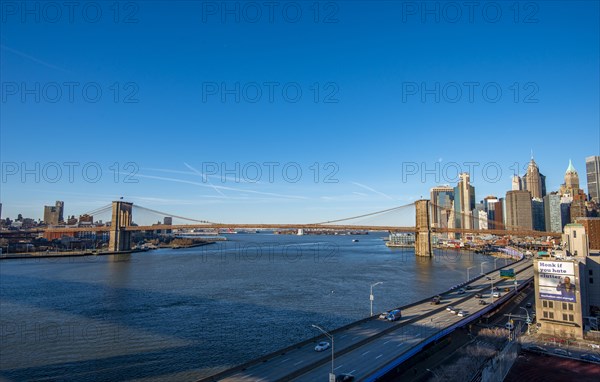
587,156 -> 600,202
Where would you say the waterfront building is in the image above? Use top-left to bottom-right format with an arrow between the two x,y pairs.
505,190 -> 533,230
534,223 -> 600,340
43,201 -> 64,226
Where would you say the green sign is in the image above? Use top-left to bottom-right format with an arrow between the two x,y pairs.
500,269 -> 515,279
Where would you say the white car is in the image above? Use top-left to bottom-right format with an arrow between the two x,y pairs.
458,310 -> 469,317
493,292 -> 501,298
446,306 -> 454,312
315,341 -> 330,352
553,348 -> 571,356
378,312 -> 389,320
450,307 -> 460,314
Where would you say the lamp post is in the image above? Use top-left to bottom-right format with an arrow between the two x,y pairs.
467,266 -> 476,282
370,282 -> 383,317
481,261 -> 488,275
520,306 -> 531,334
494,257 -> 500,269
486,276 -> 495,303
312,324 -> 334,379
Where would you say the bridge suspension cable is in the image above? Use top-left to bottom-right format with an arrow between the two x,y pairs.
81,204 -> 112,217
133,205 -> 219,225
312,202 -> 415,225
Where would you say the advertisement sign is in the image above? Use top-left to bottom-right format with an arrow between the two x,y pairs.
538,261 -> 576,302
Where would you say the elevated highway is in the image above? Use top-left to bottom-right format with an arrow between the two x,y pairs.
200,257 -> 533,381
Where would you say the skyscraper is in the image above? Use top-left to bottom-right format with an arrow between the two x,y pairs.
484,196 -> 503,230
505,190 -> 533,230
559,160 -> 587,222
586,156 -> 600,202
522,157 -> 546,199
454,173 -> 475,230
531,198 -> 545,231
544,193 -> 565,233
429,185 -> 454,228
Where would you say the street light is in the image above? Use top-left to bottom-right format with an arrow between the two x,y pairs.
370,282 -> 383,317
312,324 -> 334,379
494,257 -> 500,269
481,261 -> 488,275
467,266 -> 476,282
520,306 -> 531,332
486,276 -> 495,303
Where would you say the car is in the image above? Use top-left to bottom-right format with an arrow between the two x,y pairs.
466,285 -> 472,290
479,299 -> 487,305
378,311 -> 389,320
335,374 -> 355,382
493,292 -> 501,298
580,354 -> 600,362
505,322 -> 514,330
446,306 -> 454,312
458,288 -> 466,294
314,341 -> 330,352
458,310 -> 469,317
475,293 -> 483,298
553,348 -> 571,356
504,287 -> 510,292
387,309 -> 402,321
431,296 -> 441,305
451,307 -> 460,314
590,344 -> 600,350
526,345 -> 546,352
525,302 -> 532,308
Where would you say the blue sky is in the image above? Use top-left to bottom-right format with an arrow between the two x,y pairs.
1,1 -> 599,224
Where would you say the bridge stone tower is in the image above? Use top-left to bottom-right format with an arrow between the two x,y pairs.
108,201 -> 133,252
415,199 -> 432,257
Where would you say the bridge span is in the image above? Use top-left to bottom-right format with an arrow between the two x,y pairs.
30,200 -> 561,257
198,257 -> 533,382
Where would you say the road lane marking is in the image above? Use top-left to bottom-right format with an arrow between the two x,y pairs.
280,358 -> 290,364
383,340 -> 391,345
334,365 -> 344,370
349,369 -> 356,374
376,354 -> 383,359
340,334 -> 347,339
294,360 -> 303,366
362,351 -> 370,356
397,343 -> 403,347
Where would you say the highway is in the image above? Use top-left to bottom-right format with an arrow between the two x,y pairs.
200,258 -> 533,382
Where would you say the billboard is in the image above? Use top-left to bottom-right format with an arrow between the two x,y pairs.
538,261 -> 576,303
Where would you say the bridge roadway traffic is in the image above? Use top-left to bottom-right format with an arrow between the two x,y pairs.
201,258 -> 533,382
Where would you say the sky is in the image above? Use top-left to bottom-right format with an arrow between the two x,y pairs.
1,0 -> 599,224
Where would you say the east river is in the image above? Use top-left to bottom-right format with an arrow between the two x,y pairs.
0,233 -> 497,381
